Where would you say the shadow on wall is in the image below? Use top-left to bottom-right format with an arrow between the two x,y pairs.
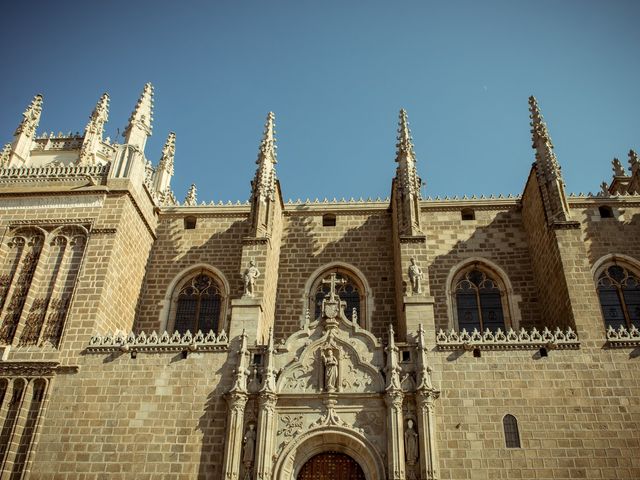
429,209 -> 548,333
132,217 -> 249,333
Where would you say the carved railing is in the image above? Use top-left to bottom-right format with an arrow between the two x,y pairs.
436,327 -> 580,351
0,164 -> 110,183
605,325 -> 640,347
87,329 -> 228,354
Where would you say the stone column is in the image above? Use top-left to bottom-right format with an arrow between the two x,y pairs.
222,391 -> 248,480
385,389 -> 406,480
416,390 -> 439,480
254,392 -> 277,480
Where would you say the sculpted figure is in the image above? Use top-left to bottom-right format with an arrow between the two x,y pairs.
322,348 -> 339,392
242,260 -> 260,297
404,419 -> 419,465
408,258 -> 423,294
242,424 -> 256,464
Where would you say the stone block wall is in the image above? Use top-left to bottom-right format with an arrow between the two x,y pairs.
274,206 -> 396,340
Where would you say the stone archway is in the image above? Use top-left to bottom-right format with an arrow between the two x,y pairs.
297,451 -> 365,479
273,427 -> 385,480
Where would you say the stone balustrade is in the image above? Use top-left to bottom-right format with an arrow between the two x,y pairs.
605,324 -> 640,347
435,326 -> 580,351
87,329 -> 228,353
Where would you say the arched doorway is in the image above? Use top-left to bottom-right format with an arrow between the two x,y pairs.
297,451 -> 366,480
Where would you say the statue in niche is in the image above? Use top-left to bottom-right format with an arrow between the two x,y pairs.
408,258 -> 423,295
242,423 -> 256,465
242,260 -> 260,297
322,348 -> 339,392
404,419 -> 419,465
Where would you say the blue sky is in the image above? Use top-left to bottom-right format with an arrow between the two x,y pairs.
1,0 -> 638,202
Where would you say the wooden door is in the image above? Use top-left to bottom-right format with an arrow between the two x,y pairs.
297,451 -> 366,480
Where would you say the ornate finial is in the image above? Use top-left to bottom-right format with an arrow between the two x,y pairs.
612,158 -> 626,176
79,93 -> 110,165
395,109 -> 422,197
158,132 -> 176,175
528,96 -> 562,180
14,94 -> 43,137
0,144 -> 11,168
252,112 -> 278,201
629,149 -> 639,176
124,83 -> 154,142
260,327 -> 277,393
184,183 -> 197,206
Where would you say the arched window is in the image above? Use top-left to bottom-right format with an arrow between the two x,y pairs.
308,267 -> 367,325
172,272 -> 224,334
453,265 -> 509,332
596,264 -> 640,330
503,414 -> 521,448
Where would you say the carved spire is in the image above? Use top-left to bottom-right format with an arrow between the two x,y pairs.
629,149 -> 639,176
415,324 -> 436,393
123,83 -> 154,150
0,144 -> 10,168
393,109 -> 423,236
79,93 -> 109,166
14,94 -> 43,138
528,96 -> 571,223
153,132 -> 176,194
395,109 -> 422,197
249,112 -> 278,237
260,327 -> 277,394
230,330 -> 249,394
252,112 -> 278,201
612,158 -> 625,176
8,94 -> 43,167
184,183 -> 197,206
385,324 -> 402,391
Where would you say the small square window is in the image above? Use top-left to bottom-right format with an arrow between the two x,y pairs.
322,214 -> 336,227
184,216 -> 197,230
401,350 -> 411,362
598,205 -> 614,219
461,209 -> 475,221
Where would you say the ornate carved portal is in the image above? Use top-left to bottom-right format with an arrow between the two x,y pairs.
297,451 -> 365,480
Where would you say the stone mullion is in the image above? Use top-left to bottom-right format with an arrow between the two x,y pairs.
12,238 -> 48,347
38,239 -> 70,346
0,241 -> 26,317
222,392 -> 248,480
416,391 -> 439,480
0,380 -> 32,479
18,379 -> 50,480
385,390 -> 406,480
0,242 -> 29,344
254,392 -> 277,480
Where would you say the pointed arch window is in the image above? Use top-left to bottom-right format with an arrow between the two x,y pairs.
452,265 -> 509,332
172,271 -> 224,334
597,264 -> 640,330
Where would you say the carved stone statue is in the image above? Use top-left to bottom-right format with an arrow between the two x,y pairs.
404,419 -> 419,465
408,258 -> 423,295
242,423 -> 256,464
322,348 -> 339,392
242,260 -> 260,297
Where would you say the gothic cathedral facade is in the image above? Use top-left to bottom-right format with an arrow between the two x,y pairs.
0,85 -> 639,479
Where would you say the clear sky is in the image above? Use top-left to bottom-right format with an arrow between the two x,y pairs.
1,0 -> 638,203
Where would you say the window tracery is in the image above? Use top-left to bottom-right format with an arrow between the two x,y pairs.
451,264 -> 510,332
171,271 -> 224,334
596,264 -> 640,330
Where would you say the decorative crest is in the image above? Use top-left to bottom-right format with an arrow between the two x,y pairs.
612,157 -> 626,176
79,93 -> 110,165
184,183 -> 197,206
629,149 -> 639,176
0,144 -> 10,167
14,94 -> 43,137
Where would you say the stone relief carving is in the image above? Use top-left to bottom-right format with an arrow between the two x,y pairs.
276,414 -> 303,438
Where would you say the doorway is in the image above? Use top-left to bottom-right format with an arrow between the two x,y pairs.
297,451 -> 366,479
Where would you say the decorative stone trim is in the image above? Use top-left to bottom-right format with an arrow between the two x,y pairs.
399,235 -> 426,244
605,325 -> 640,348
90,228 -> 117,235
435,327 -> 580,351
0,165 -> 109,183
0,361 -> 61,377
9,218 -> 94,228
86,329 -> 229,353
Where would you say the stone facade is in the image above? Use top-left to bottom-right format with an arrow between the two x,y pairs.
0,87 -> 639,479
